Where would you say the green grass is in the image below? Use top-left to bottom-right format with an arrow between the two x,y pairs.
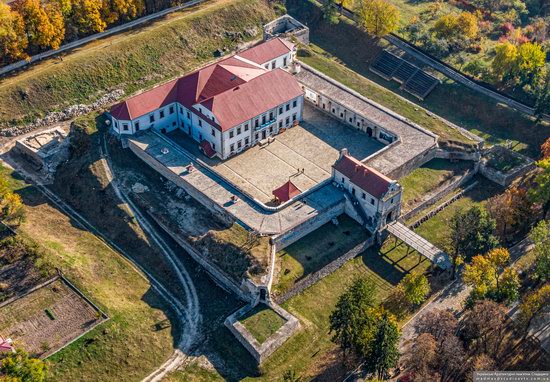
239,304 -> 287,344
0,165 -> 175,382
274,215 -> 368,295
165,363 -> 225,382
0,0 -> 276,126
287,0 -> 550,157
400,158 -> 473,208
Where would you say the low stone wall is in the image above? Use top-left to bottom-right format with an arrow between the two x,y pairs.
401,165 -> 478,222
224,301 -> 300,363
387,146 -> 437,179
271,201 -> 345,251
479,147 -> 535,187
274,237 -> 374,304
434,149 -> 481,161
128,139 -> 235,227
408,181 -> 479,229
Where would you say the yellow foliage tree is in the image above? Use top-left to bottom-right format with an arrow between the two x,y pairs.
359,0 -> 399,37
13,0 -> 64,49
0,3 -> 28,63
433,12 -> 478,40
457,12 -> 479,39
101,0 -> 145,25
491,42 -> 518,81
71,0 -> 106,34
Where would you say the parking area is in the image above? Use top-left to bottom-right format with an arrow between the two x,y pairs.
171,104 -> 383,203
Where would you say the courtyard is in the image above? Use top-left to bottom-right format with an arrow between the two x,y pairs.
169,103 -> 383,204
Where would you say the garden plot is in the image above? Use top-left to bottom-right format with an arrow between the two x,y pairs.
0,277 -> 105,358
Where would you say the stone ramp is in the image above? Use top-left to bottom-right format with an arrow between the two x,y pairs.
386,221 -> 451,269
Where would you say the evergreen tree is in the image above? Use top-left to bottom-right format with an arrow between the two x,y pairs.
363,312 -> 400,380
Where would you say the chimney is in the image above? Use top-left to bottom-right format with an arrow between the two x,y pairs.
339,148 -> 348,159
355,165 -> 360,172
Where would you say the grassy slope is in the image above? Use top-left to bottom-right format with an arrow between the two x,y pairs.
2,167 -> 174,382
287,0 -> 550,157
0,0 -> 277,126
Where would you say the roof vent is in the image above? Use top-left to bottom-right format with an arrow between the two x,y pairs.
233,86 -> 240,91
161,147 -> 169,155
230,75 -> 237,81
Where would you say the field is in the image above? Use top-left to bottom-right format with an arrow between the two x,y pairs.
0,278 -> 104,358
0,0 -> 277,127
239,304 -> 287,344
0,164 -> 176,381
287,0 -> 550,157
273,214 -> 369,296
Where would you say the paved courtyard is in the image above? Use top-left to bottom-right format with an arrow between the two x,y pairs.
170,104 -> 383,203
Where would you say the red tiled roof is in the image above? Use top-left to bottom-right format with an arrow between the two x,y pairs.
273,180 -> 301,202
333,155 -> 393,198
201,69 -> 303,130
199,140 -> 216,158
237,37 -> 294,65
109,41 -> 300,130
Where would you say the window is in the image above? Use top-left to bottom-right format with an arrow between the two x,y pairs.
122,123 -> 129,131
114,121 -> 118,128
269,112 -> 273,120
351,188 -> 355,196
292,100 -> 297,108
230,144 -> 235,152
149,115 -> 155,123
332,108 -> 335,113
264,64 -> 269,69
160,110 -> 165,118
286,104 -> 290,111
370,198 -> 375,205
285,117 -> 290,126
349,118 -> 352,123
283,57 -> 287,66
245,137 -> 249,145
255,133 -> 259,140
341,177 -> 345,184
322,103 -> 326,109
271,61 -> 276,69
198,107 -> 202,114
237,127 -> 241,135
198,120 -> 202,127
357,122 -> 360,127
199,133 -> 202,141
172,121 -> 176,126
229,131 -> 234,138
211,128 -> 216,136
186,112 -> 190,119
269,126 -> 273,133
211,116 -> 215,121
279,121 -> 283,128
237,141 -> 242,149
212,143 -> 216,150
244,124 -> 249,131
340,113 -> 344,118
279,107 -> 283,114
262,115 -> 266,124
292,114 -> 297,122
169,106 -> 174,114
391,198 -> 394,204
255,119 -> 259,128
362,192 -> 366,200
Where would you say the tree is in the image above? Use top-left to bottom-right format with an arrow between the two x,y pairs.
363,312 -> 400,380
492,42 -> 518,82
0,3 -> 28,64
530,220 -> 550,282
101,0 -> 145,25
438,334 -> 466,382
71,0 -> 106,35
0,349 -> 47,382
13,0 -> 64,50
432,12 -> 478,40
329,278 -> 376,359
463,248 -> 520,304
398,273 -> 430,306
358,0 -> 399,37
447,206 -> 499,278
415,309 -> 458,346
462,300 -> 508,357
518,284 -> 550,336
542,138 -> 550,160
1,191 -> 25,224
322,0 -> 340,25
486,185 -> 533,242
406,333 -> 438,380
529,158 -> 550,218
516,42 -> 546,85
534,68 -> 550,123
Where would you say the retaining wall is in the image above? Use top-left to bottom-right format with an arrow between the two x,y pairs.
479,161 -> 535,187
387,146 -> 437,179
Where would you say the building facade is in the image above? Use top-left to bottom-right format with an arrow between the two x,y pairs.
332,149 -> 402,231
109,38 -> 304,160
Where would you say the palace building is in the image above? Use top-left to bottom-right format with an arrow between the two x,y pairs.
109,38 -> 304,160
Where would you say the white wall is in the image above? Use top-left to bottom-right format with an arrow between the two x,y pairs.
257,51 -> 294,71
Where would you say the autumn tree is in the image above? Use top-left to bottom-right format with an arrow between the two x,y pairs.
529,158 -> 550,218
357,0 -> 399,37
13,0 -> 64,50
492,42 -> 518,82
71,0 -> 106,35
405,333 -> 439,380
329,278 -> 377,359
542,138 -> 550,160
518,284 -> 550,336
0,349 -> 47,382
433,12 -> 479,40
463,248 -> 520,304
415,309 -> 458,346
516,42 -> 546,85
101,0 -> 145,25
462,300 -> 508,357
0,3 -> 28,64
398,273 -> 430,306
447,206 -> 499,278
530,220 -> 550,282
534,68 -> 550,123
486,185 -> 533,242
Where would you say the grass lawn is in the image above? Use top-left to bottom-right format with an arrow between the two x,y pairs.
0,0 -> 277,127
274,215 -> 369,295
239,304 -> 287,344
287,0 -> 550,157
414,177 -> 503,248
165,363 -> 225,382
0,165 -> 176,381
399,158 -> 473,209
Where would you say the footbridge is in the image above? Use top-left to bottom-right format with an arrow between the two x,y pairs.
385,221 -> 451,270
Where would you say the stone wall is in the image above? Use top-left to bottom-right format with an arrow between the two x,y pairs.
388,146 -> 437,179
274,238 -> 374,304
479,147 -> 535,187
